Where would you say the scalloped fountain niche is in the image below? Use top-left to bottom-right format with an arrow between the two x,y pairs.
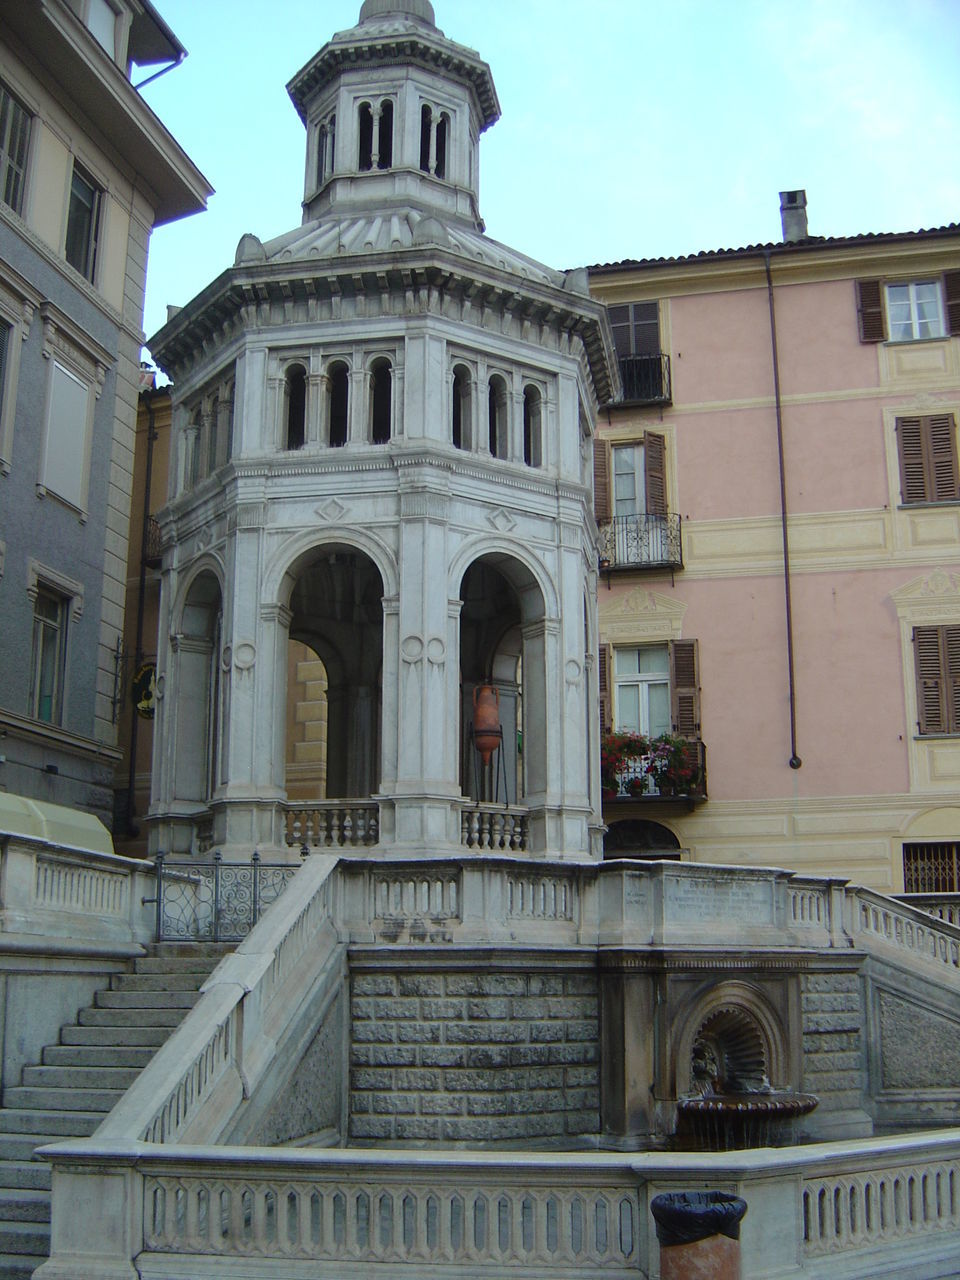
676,1005 -> 818,1151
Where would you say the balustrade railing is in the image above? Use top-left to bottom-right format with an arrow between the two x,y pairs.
852,887 -> 960,973
897,892 -> 960,929
153,851 -> 300,943
460,803 -> 528,851
598,512 -> 682,570
284,801 -> 379,850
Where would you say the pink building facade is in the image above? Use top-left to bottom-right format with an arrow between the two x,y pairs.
590,198 -> 960,892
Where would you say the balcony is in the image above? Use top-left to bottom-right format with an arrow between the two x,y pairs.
618,352 -> 671,404
602,736 -> 707,807
598,512 -> 682,570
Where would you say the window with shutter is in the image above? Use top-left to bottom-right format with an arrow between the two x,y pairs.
896,414 -> 960,504
593,438 -> 611,525
644,432 -> 667,517
945,271 -> 960,337
604,640 -> 700,740
669,639 -> 700,737
598,643 -> 612,734
856,279 -> 885,343
913,625 -> 960,734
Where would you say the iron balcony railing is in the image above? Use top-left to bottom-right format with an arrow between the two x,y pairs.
610,738 -> 707,802
151,851 -> 302,943
618,352 -> 671,404
598,512 -> 682,570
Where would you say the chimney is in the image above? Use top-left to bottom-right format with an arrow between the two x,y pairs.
779,189 -> 808,242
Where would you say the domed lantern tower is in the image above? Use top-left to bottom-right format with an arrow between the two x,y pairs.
147,0 -> 617,861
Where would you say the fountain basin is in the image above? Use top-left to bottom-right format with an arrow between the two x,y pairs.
677,1091 -> 819,1151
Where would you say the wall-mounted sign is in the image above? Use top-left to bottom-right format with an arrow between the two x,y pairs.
133,662 -> 157,719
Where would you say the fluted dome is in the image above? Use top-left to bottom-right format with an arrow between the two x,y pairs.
358,0 -> 435,24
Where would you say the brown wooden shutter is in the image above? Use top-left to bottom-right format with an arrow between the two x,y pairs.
948,627 -> 960,734
897,414 -> 959,503
913,626 -> 960,733
644,431 -> 667,516
598,642 -> 613,733
897,416 -> 927,503
593,438 -> 611,524
944,271 -> 960,336
670,639 -> 700,737
856,279 -> 885,342
928,414 -> 960,501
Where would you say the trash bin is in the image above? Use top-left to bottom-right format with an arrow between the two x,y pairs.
650,1191 -> 747,1280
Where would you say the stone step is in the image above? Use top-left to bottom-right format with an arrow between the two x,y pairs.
0,1164 -> 51,1192
0,1219 -> 49,1256
111,971 -> 210,992
0,1136 -> 57,1164
41,1044 -> 155,1070
60,1023 -> 170,1047
140,943 -> 233,962
0,1190 -> 50,1223
77,1006 -> 186,1028
0,1248 -> 45,1279
94,989 -> 198,1010
0,1110 -> 101,1137
21,1065 -> 140,1091
2,1086 -> 123,1113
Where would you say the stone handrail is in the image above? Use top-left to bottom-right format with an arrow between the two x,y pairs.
460,802 -> 528,852
850,886 -> 960,975
0,838 -> 154,945
95,853 -> 341,1146
35,1131 -> 960,1278
896,892 -> 960,929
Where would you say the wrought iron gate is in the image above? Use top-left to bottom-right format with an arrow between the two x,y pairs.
151,851 -> 302,942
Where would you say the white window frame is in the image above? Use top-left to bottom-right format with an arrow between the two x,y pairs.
885,280 -> 946,343
26,562 -> 84,727
64,160 -> 103,284
613,644 -> 671,737
36,301 -> 110,519
0,261 -> 40,475
613,443 -> 646,518
0,78 -> 32,217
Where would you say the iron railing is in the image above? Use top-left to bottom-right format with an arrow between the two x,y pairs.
598,512 -> 682,569
618,352 -> 671,404
151,851 -> 302,943
609,739 -> 707,801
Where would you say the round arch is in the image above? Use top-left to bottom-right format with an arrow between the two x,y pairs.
447,536 -> 558,622
263,526 -> 399,606
671,980 -> 788,1098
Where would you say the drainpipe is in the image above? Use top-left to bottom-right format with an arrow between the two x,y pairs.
763,250 -> 801,770
126,395 -> 159,835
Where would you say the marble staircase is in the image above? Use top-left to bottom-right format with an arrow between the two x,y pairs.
0,944 -> 230,1280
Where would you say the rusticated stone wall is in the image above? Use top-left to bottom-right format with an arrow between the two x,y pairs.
799,971 -> 865,1116
349,968 -> 600,1143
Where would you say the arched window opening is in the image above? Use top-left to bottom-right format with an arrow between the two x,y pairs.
420,105 -> 432,172
371,359 -> 392,444
285,365 -> 307,450
329,114 -> 336,175
328,363 -> 348,447
316,125 -> 327,188
206,395 -> 219,475
488,375 -> 507,459
452,365 -> 471,450
378,100 -> 394,169
173,573 -> 223,806
523,386 -> 542,467
358,103 -> 373,171
435,113 -> 449,179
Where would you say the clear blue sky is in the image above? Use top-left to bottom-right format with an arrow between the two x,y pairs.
140,0 -> 960,356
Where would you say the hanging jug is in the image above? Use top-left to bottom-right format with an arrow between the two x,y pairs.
472,685 -> 501,766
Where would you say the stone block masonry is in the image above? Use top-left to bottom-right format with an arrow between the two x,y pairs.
349,969 -> 600,1143
800,971 -> 864,1114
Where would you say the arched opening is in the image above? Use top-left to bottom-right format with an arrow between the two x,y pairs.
523,385 -> 541,467
285,640 -> 328,801
488,375 -> 507,459
370,359 -> 392,444
435,112 -> 448,179
603,819 -> 681,860
285,364 -> 306,450
287,548 -> 384,800
173,572 -> 223,806
206,395 -> 219,475
328,362 -> 348,447
419,104 -> 431,172
377,99 -> 393,169
316,124 -> 327,188
459,555 -> 547,809
358,102 -> 373,171
452,364 -> 470,450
